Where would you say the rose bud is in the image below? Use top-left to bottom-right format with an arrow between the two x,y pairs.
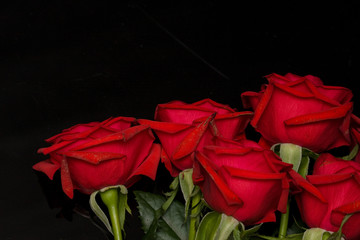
241,73 -> 353,153
295,153 -> 360,240
138,99 -> 253,176
33,116 -> 161,199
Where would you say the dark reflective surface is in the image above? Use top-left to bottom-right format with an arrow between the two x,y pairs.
1,1 -> 359,239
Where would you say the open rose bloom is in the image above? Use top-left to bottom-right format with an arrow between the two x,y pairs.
192,137 -> 292,225
33,116 -> 161,198
138,99 -> 253,176
296,153 -> 360,240
241,73 -> 353,152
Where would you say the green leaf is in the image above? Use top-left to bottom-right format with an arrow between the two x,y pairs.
195,211 -> 222,240
134,191 -> 189,240
136,178 -> 180,240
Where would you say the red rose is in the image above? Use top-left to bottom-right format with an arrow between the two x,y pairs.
350,114 -> 360,163
192,137 -> 291,225
241,73 -> 353,152
296,153 -> 360,240
138,99 -> 253,176
33,116 -> 161,199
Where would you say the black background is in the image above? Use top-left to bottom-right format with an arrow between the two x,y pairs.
1,1 -> 359,239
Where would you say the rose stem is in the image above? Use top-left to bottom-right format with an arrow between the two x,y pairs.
100,188 -> 123,240
277,143 -> 302,239
278,201 -> 290,239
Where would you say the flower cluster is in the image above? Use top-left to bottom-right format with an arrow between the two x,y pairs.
33,73 -> 360,240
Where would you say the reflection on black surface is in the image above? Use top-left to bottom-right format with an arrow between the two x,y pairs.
35,171 -> 113,239
34,162 -> 173,239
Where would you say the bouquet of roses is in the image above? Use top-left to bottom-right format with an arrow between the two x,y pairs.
33,73 -> 360,240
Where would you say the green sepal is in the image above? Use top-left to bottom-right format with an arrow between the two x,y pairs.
179,169 -> 195,220
90,190 -> 113,235
100,185 -> 130,232
303,215 -> 352,240
89,185 -> 130,240
302,148 -> 319,161
195,212 -> 240,240
287,215 -> 308,235
298,155 -> 310,178
117,188 -> 131,231
341,144 -> 359,161
279,143 -> 302,172
231,227 -> 241,240
327,231 -> 344,240
327,214 -> 352,240
194,211 -> 222,240
216,214 -> 240,240
238,222 -> 262,240
302,228 -> 329,240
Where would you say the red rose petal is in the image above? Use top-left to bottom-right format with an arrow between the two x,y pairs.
40,140 -> 74,155
251,83 -> 274,128
333,200 -> 360,216
71,125 -> 151,151
195,151 -> 243,207
138,119 -> 192,133
160,148 -> 181,177
307,173 -> 353,185
63,151 -> 127,164
192,98 -> 236,114
241,91 -> 263,109
285,102 -> 353,125
104,116 -> 135,131
126,143 -> 161,185
172,115 -> 214,160
289,170 -> 327,203
32,159 -> 60,180
155,102 -> 214,124
60,157 -> 74,199
224,166 -> 286,180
